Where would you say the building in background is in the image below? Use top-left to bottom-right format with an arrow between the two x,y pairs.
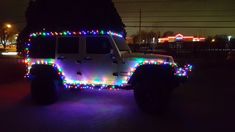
158,34 -> 205,43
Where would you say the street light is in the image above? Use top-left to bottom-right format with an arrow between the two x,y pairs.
228,35 -> 232,42
0,23 -> 13,49
5,24 -> 12,29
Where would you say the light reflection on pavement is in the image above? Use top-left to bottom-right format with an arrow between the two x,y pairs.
0,80 -> 184,132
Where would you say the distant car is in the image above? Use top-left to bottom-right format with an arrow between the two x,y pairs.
227,51 -> 235,61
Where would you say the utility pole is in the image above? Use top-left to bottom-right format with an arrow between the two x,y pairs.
139,8 -> 142,44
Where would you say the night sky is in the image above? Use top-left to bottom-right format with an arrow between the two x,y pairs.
0,0 -> 28,30
0,0 -> 235,36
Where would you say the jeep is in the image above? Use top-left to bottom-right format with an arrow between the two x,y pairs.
24,30 -> 192,114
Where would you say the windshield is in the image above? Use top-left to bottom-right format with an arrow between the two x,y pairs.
112,36 -> 131,52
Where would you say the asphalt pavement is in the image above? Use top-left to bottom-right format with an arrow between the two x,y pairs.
0,56 -> 235,132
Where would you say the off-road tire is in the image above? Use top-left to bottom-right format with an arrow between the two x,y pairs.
133,65 -> 178,115
31,78 -> 60,105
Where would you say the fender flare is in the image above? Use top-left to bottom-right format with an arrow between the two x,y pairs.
29,64 -> 61,80
128,64 -> 178,86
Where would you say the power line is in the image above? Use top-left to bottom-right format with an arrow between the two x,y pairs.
121,16 -> 235,19
126,25 -> 235,28
124,20 -> 235,23
120,14 -> 235,17
114,0 -> 176,3
116,9 -> 235,13
113,0 -> 213,3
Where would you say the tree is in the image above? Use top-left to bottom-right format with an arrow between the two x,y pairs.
0,23 -> 14,50
213,34 -> 228,49
18,0 -> 126,52
162,31 -> 174,37
132,31 -> 160,44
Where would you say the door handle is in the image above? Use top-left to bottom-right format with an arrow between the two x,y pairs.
84,56 -> 92,61
76,60 -> 82,64
77,72 -> 82,76
57,56 -> 65,60
113,72 -> 118,76
112,59 -> 118,64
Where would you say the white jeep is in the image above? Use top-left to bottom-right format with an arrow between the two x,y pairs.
24,30 -> 192,114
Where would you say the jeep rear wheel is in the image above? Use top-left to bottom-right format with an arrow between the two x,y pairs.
31,78 -> 60,105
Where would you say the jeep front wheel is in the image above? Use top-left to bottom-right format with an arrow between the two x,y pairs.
31,78 -> 60,105
132,65 -> 177,115
134,79 -> 172,115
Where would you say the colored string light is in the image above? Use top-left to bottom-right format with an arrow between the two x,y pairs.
24,30 -> 192,90
29,30 -> 123,38
25,58 -> 188,90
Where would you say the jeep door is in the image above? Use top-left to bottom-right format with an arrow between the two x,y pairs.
55,37 -> 82,82
79,36 -> 118,85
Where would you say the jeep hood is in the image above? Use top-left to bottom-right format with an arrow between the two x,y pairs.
121,52 -> 175,63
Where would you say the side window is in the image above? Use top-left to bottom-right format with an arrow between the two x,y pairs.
58,37 -> 79,54
86,37 -> 112,54
30,37 -> 56,58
